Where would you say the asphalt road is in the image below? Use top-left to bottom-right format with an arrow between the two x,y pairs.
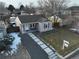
67,51 -> 79,59
71,54 -> 79,59
21,33 -> 49,59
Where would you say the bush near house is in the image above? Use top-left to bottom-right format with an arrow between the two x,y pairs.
7,26 -> 20,33
53,22 -> 60,27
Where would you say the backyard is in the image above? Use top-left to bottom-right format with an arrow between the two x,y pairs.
34,27 -> 79,56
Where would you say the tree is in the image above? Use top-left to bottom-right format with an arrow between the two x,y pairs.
20,5 -> 24,11
25,5 -> 30,13
29,2 -> 36,13
38,0 -> 69,16
7,5 -> 15,13
25,3 -> 36,14
38,0 -> 70,27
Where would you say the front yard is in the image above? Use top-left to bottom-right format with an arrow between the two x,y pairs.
34,28 -> 79,56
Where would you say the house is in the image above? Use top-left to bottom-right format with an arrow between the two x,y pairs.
67,6 -> 79,27
0,8 -> 10,15
0,21 -> 7,39
14,9 -> 29,15
67,6 -> 79,17
9,15 -> 53,33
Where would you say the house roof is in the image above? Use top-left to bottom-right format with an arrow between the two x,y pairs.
14,9 -> 21,13
0,8 -> 9,14
18,15 -> 48,23
67,6 -> 79,10
0,15 -> 10,21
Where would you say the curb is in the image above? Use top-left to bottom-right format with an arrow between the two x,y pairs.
28,33 -> 58,59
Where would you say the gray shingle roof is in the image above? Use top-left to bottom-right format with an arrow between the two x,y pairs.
68,6 -> 79,10
0,9 -> 9,14
18,15 -> 48,23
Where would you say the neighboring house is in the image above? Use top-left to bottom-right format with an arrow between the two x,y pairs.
0,21 -> 7,39
67,6 -> 79,28
0,9 -> 10,15
14,9 -> 29,15
61,15 -> 75,26
9,15 -> 53,33
67,6 -> 79,17
74,21 -> 79,29
57,6 -> 79,27
70,21 -> 79,33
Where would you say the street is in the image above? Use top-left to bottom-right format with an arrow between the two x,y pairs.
21,33 -> 49,59
71,54 -> 79,59
67,51 -> 79,59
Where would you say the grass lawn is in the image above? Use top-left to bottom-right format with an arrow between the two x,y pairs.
34,28 -> 79,56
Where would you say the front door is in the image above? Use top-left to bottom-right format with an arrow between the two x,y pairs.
29,23 -> 38,31
25,24 -> 29,31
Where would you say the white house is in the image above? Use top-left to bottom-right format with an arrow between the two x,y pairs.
9,15 -> 53,33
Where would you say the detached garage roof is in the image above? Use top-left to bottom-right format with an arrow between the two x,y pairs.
18,15 -> 48,23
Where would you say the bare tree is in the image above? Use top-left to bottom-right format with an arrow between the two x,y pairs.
38,0 -> 69,16
25,3 -> 36,14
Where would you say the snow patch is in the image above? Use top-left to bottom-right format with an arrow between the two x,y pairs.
70,28 -> 79,33
9,33 -> 21,55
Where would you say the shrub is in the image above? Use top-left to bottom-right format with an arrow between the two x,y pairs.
0,35 -> 14,53
7,26 -> 20,33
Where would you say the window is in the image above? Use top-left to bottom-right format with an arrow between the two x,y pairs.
30,24 -> 32,28
44,24 -> 48,29
33,24 -> 35,27
30,24 -> 35,28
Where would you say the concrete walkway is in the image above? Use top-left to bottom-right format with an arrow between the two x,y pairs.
28,33 -> 58,59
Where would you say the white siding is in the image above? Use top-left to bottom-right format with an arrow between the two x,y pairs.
21,24 -> 25,33
21,23 -> 30,33
24,23 -> 30,30
38,22 -> 53,32
15,17 -> 22,27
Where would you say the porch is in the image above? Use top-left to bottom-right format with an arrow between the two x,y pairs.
22,23 -> 39,33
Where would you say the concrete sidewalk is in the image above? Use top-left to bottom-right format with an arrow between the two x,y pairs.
28,33 -> 58,59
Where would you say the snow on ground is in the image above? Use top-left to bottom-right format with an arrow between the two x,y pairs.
9,33 -> 21,55
70,28 -> 79,33
70,28 -> 77,32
